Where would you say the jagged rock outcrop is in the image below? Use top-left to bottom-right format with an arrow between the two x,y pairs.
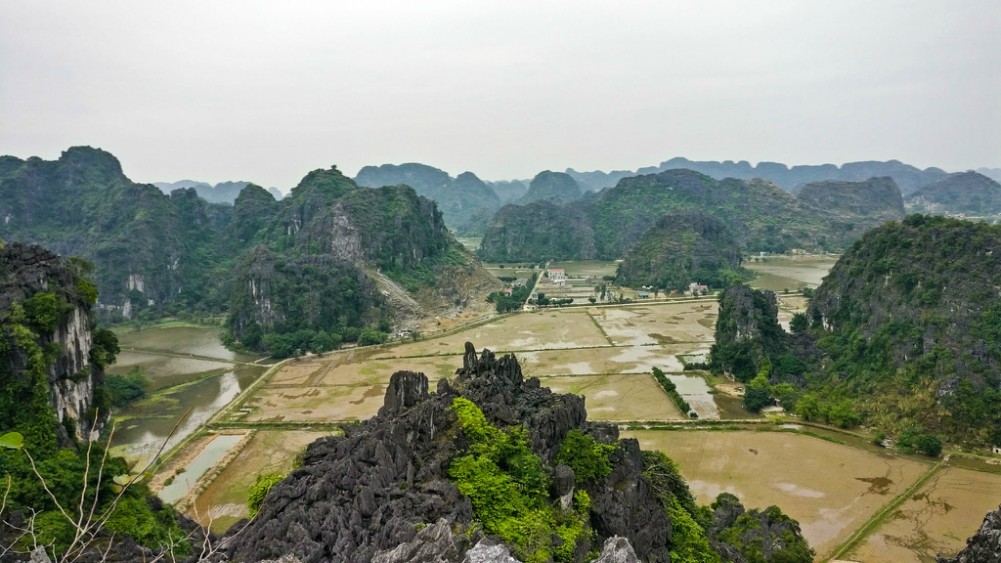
709,285 -> 788,383
223,343 -> 672,562
938,504 -> 1001,563
615,211 -> 746,291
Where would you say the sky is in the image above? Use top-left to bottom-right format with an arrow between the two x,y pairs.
1,1 -> 999,192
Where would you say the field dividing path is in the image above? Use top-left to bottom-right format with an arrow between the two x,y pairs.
828,459 -> 947,561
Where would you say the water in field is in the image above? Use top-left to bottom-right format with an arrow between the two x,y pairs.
745,256 -> 838,291
108,325 -> 268,466
157,433 -> 244,504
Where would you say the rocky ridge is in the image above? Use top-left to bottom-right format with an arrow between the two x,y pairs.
222,342 -> 812,563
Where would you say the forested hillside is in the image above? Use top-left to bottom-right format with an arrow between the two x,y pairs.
710,216 -> 1001,445
355,162 -> 502,235
480,169 -> 887,262
615,212 -> 748,291
0,148 -> 495,356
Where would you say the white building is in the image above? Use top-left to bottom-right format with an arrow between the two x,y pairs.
547,268 -> 567,286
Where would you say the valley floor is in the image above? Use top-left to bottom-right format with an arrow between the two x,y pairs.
113,256 -> 1001,562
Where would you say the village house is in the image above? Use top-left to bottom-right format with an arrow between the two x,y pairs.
547,268 -> 567,286
687,282 -> 709,296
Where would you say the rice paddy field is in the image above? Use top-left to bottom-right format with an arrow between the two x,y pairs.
132,257 -> 1001,562
626,429 -> 935,559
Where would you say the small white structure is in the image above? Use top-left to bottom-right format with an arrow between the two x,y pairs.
992,445 -> 1001,455
547,268 -> 567,286
687,282 -> 709,296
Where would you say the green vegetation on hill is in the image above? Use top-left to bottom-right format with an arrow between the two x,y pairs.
806,215 -> 1001,444
480,169 -> 898,262
0,148 -> 487,357
905,171 -> 1001,216
518,171 -> 582,205
355,163 -> 502,235
615,212 -> 748,291
711,216 -> 1001,446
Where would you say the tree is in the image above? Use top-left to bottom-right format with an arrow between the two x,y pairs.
743,374 -> 773,412
914,434 -> 943,457
795,393 -> 821,421
789,313 -> 808,334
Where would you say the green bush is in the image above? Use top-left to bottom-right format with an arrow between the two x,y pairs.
248,472 -> 286,517
555,430 -> 614,485
105,368 -> 149,407
448,398 -> 590,563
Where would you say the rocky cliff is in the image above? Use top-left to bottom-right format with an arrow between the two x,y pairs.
223,343 -> 812,563
0,242 -> 117,445
355,163 -> 502,235
518,172 -> 582,205
615,212 -> 746,291
709,285 -> 788,383
938,504 -> 1001,563
905,171 -> 1001,216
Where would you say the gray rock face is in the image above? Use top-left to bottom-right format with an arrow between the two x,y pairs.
0,242 -> 107,444
592,536 -> 641,563
372,519 -> 464,563
938,504 -> 1001,563
461,541 -> 521,563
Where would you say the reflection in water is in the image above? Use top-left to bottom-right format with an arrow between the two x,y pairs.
158,434 -> 244,504
114,371 -> 246,466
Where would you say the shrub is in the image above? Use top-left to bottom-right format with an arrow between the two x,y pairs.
248,473 -> 285,517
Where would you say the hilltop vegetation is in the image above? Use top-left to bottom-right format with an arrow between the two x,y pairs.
355,162 -> 502,235
711,216 -> 1001,445
564,156 -> 950,195
905,171 -> 1001,216
615,212 -> 748,291
480,169 -> 898,262
0,147 -> 494,357
518,171 -> 582,205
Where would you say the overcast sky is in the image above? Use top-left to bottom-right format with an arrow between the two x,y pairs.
2,1 -> 999,191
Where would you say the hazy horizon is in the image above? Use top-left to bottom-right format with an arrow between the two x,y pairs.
2,1 -> 999,191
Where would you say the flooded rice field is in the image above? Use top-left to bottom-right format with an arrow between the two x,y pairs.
848,467 -> 1001,562
109,325 -> 269,466
625,429 -> 932,559
746,255 -> 838,291
120,259 -> 997,561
